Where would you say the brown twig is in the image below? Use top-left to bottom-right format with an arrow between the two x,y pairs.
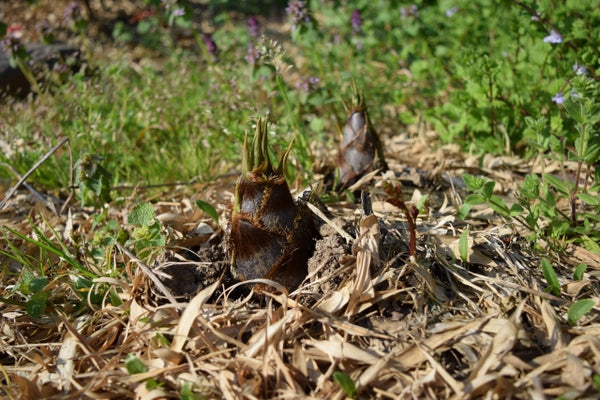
0,137 -> 68,209
115,242 -> 180,308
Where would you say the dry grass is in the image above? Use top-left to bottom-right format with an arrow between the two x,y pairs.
2,132 -> 599,399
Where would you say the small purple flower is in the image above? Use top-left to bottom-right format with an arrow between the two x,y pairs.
351,10 -> 363,35
53,62 -> 69,74
64,1 -> 82,23
296,75 -> 320,92
245,43 -> 260,65
286,0 -> 310,31
36,21 -> 55,44
35,20 -> 53,37
573,62 -> 588,75
248,16 -> 260,38
203,33 -> 218,60
308,76 -> 320,86
401,4 -> 419,19
543,30 -> 562,44
446,6 -> 458,18
552,92 -> 565,104
570,89 -> 579,99
0,34 -> 27,58
531,12 -> 541,21
172,8 -> 185,17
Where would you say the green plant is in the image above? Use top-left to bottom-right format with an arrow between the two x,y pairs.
0,217 -> 123,318
125,353 -> 164,390
541,258 -> 561,296
333,371 -> 357,399
75,153 -> 113,207
459,174 -> 523,220
567,298 -> 595,326
126,202 -> 166,260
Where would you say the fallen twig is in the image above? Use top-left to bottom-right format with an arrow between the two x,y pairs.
0,137 -> 69,209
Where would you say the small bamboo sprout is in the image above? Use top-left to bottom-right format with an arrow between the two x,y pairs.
230,118 -> 315,290
336,84 -> 387,189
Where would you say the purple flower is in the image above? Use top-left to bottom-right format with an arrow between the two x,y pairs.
531,12 -> 541,21
401,4 -> 419,19
296,75 -> 320,92
570,89 -> 579,99
446,6 -> 458,18
35,21 -> 55,44
543,30 -> 562,44
53,62 -> 69,74
172,8 -> 185,17
248,16 -> 260,37
0,34 -> 27,58
573,62 -> 588,75
35,20 -> 52,36
202,33 -> 218,60
286,0 -> 310,31
351,10 -> 363,35
64,1 -> 82,23
245,43 -> 259,65
552,92 -> 565,104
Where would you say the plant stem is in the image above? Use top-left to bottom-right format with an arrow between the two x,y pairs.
383,182 -> 419,257
16,57 -> 42,95
275,74 -> 312,171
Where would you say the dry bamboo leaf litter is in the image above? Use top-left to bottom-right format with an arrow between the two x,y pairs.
2,135 -> 600,399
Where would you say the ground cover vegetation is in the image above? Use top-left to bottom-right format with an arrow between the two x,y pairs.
0,0 -> 599,398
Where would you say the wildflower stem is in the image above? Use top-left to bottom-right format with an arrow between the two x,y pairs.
487,67 -> 495,140
275,74 -> 312,166
16,57 -> 42,96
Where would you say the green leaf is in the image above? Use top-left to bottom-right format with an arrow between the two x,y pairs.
509,203 -> 524,217
26,291 -> 50,318
145,378 -> 162,390
573,263 -> 587,281
593,375 -> 600,393
459,228 -> 469,262
416,193 -> 429,214
128,203 -> 155,226
581,235 -> 600,254
180,382 -> 209,400
465,193 -> 487,205
462,174 -> 484,191
563,98 -> 585,124
458,203 -> 472,220
481,180 -> 496,200
125,353 -> 147,375
195,200 -> 219,223
576,193 -> 600,206
567,299 -> 595,325
543,173 -> 571,196
333,371 -> 357,399
541,259 -> 561,296
109,289 -> 123,306
489,195 -> 510,216
309,117 -> 325,132
28,276 -> 48,293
